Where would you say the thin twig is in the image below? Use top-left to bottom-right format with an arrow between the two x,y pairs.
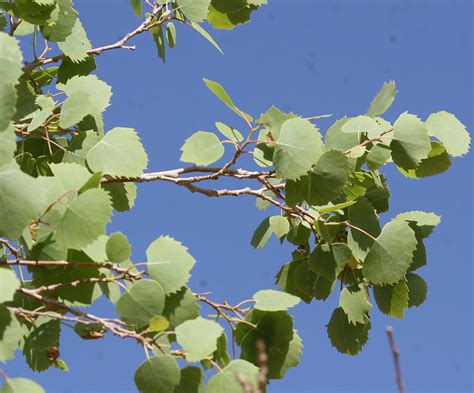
386,326 -> 405,393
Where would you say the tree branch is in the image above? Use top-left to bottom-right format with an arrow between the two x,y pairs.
386,326 -> 405,393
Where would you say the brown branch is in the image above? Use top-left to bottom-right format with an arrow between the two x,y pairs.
23,4 -> 166,73
386,326 -> 405,393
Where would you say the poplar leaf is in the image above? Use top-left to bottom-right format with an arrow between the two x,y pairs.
339,285 -> 372,325
175,317 -> 223,362
373,280 -> 409,319
0,269 -> 20,303
180,131 -> 224,166
391,113 -> 431,170
362,221 -> 417,285
203,79 -> 252,121
58,19 -> 92,63
86,127 -> 148,177
207,360 -> 259,393
425,111 -> 470,157
106,232 -> 131,263
190,22 -> 223,54
253,289 -> 300,311
367,81 -> 397,117
134,355 -> 180,393
326,308 -> 370,355
273,118 -> 324,180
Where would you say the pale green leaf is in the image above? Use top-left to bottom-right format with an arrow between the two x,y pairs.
0,32 -> 23,84
0,269 -> 20,303
203,79 -> 252,121
129,0 -> 142,17
341,115 -> 380,134
273,117 -> 324,180
134,355 -> 180,393
180,131 -> 224,166
59,90 -> 92,128
250,217 -> 271,249
0,309 -> 22,362
41,0 -> 78,42
148,316 -> 169,332
0,168 -> 44,240
366,143 -> 391,171
269,216 -> 290,239
106,232 -> 131,263
58,19 -> 92,62
257,106 -> 296,140
215,121 -> 243,142
175,317 -> 223,362
367,81 -> 397,117
86,127 -> 148,177
55,188 -> 112,250
391,112 -> 431,170
190,22 -> 223,54
362,220 -> 417,285
177,0 -> 211,22
253,289 -> 300,311
116,280 -> 166,328
146,236 -> 196,295
0,378 -> 44,393
339,284 -> 372,325
425,111 -> 470,157
324,117 -> 359,152
0,125 -> 16,169
397,141 -> 451,178
165,22 -> 176,48
392,210 -> 440,239
207,360 -> 258,393
23,95 -> 55,131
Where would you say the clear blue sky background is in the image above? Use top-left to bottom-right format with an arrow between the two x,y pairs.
8,1 -> 473,392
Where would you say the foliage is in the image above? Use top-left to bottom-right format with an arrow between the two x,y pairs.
0,0 -> 470,392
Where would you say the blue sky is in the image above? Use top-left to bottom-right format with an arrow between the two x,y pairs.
7,1 -> 473,392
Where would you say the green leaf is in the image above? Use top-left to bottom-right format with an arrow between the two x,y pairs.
273,117 -> 324,180
0,268 -> 20,303
59,89 -> 92,128
134,355 -> 180,393
406,272 -> 427,307
309,243 -> 352,282
163,287 -> 199,329
116,280 -> 166,328
392,210 -> 440,239
207,360 -> 258,393
203,79 -> 252,121
286,223 -> 311,246
391,113 -> 431,170
22,95 -> 55,131
0,32 -> 23,84
174,366 -> 204,393
257,106 -> 296,140
0,125 -> 16,168
0,168 -> 44,240
397,141 -> 451,178
86,127 -> 148,177
324,117 -> 359,152
103,182 -> 137,212
150,25 -> 165,62
23,318 -> 60,372
0,309 -> 22,362
180,131 -> 224,166
0,378 -> 45,393
341,115 -> 380,134
146,236 -> 196,295
269,216 -> 290,239
303,149 -> 350,205
190,22 -> 223,54
175,317 -> 223,362
55,188 -> 112,250
276,260 -> 316,303
215,121 -> 243,142
177,0 -> 211,22
235,310 -> 295,379
57,19 -> 92,62
106,232 -> 131,263
250,217 -> 272,249
57,55 -> 96,83
425,111 -> 470,157
58,75 -> 112,129
129,0 -> 141,17
347,197 -> 381,261
367,81 -> 397,117
362,220 -> 417,285
253,289 -> 300,311
339,284 -> 372,325
373,280 -> 409,319
366,144 -> 391,171
326,307 -> 370,355
0,84 -> 17,132
317,200 -> 356,214
165,22 -> 176,48
148,316 -> 169,332
214,333 -> 231,368
41,0 -> 78,42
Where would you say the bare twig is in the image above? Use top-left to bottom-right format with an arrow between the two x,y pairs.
386,326 -> 405,393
